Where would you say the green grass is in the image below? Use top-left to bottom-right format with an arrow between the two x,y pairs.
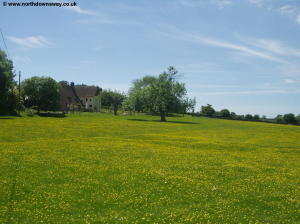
0,113 -> 299,223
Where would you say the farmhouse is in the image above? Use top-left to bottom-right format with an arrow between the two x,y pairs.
59,82 -> 102,112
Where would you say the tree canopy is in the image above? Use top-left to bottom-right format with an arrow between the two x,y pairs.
200,104 -> 215,117
124,75 -> 156,112
21,76 -> 60,111
0,50 -> 17,115
219,109 -> 230,118
101,89 -> 126,115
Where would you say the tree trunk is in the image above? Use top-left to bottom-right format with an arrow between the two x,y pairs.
113,104 -> 118,116
160,111 -> 166,122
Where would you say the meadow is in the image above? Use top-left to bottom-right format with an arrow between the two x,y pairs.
0,113 -> 299,223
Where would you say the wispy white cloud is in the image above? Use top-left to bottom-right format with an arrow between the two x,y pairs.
277,5 -> 300,24
211,0 -> 232,9
65,3 -> 142,26
277,5 -> 297,16
52,0 -> 97,15
284,79 -> 297,84
174,0 -> 205,7
8,35 -> 51,48
247,0 -> 268,8
160,27 -> 287,63
60,2 -> 143,26
236,35 -> 300,58
297,14 -> 300,24
248,1 -> 300,25
63,5 -> 96,16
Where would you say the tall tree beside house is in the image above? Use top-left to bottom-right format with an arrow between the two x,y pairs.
21,76 -> 60,111
0,50 -> 17,115
101,89 -> 125,115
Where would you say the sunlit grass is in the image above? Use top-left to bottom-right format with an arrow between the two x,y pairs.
0,113 -> 299,223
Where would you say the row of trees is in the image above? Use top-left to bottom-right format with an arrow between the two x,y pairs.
198,104 -> 300,125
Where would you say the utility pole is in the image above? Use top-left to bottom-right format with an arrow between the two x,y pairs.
19,71 -> 21,106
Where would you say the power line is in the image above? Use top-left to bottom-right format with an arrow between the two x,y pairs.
0,28 -> 10,59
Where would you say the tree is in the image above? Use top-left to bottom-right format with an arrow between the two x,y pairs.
245,114 -> 253,120
275,115 -> 284,124
124,75 -> 156,112
230,112 -> 237,119
147,67 -> 188,121
219,109 -> 230,118
253,114 -> 260,120
200,104 -> 215,117
297,114 -> 300,124
182,97 -> 196,114
236,115 -> 245,120
283,113 -> 297,125
124,67 -> 194,121
101,89 -> 125,115
21,76 -> 60,111
0,50 -> 17,115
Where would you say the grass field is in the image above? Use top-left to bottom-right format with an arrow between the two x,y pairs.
0,113 -> 299,223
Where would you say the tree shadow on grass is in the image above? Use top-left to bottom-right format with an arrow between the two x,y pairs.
0,117 -> 14,119
127,118 -> 199,125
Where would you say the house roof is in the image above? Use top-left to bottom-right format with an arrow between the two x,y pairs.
74,85 -> 100,97
59,83 -> 82,110
59,84 -> 78,103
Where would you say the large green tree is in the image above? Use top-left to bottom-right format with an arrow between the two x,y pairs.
147,67 -> 191,121
101,89 -> 125,115
21,76 -> 60,111
125,67 -> 194,121
0,50 -> 17,115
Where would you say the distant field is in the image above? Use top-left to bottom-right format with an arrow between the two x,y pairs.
0,113 -> 299,223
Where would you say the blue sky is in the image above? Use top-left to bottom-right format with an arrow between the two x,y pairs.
1,0 -> 300,117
